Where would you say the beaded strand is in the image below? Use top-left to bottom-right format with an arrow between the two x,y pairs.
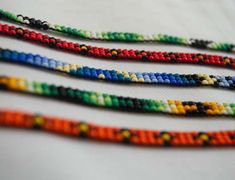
0,8 -> 234,53
0,76 -> 235,117
1,48 -> 235,90
0,24 -> 235,70
0,109 -> 235,147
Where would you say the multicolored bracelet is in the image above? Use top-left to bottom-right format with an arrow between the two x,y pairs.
0,8 -> 234,53
1,23 -> 235,70
1,48 -> 235,90
0,109 -> 235,147
1,76 -> 235,117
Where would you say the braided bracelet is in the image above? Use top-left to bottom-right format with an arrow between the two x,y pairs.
1,109 -> 235,147
1,24 -> 235,70
1,48 -> 235,90
0,9 -> 234,53
1,76 -> 235,117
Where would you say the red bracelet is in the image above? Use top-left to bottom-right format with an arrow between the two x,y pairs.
0,23 -> 235,70
0,109 -> 234,147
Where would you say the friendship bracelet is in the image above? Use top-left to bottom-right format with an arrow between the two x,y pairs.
1,24 -> 235,70
1,48 -> 235,90
1,109 -> 235,147
0,76 -> 235,117
0,8 -> 234,53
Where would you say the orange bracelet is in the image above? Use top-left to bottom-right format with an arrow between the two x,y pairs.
0,109 -> 234,147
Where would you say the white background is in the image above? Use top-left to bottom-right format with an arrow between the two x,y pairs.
0,0 -> 235,179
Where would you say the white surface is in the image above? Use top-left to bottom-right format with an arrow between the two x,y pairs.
0,0 -> 235,179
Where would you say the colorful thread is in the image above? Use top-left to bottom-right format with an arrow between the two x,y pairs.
0,109 -> 234,147
0,76 -> 235,117
1,48 -> 235,90
0,8 -> 234,53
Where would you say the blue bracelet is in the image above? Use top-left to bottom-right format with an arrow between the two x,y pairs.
0,48 -> 234,90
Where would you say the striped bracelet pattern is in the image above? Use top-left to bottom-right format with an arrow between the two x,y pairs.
1,23 -> 235,70
0,76 -> 235,117
1,109 -> 235,147
0,8 -> 234,53
1,48 -> 235,90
